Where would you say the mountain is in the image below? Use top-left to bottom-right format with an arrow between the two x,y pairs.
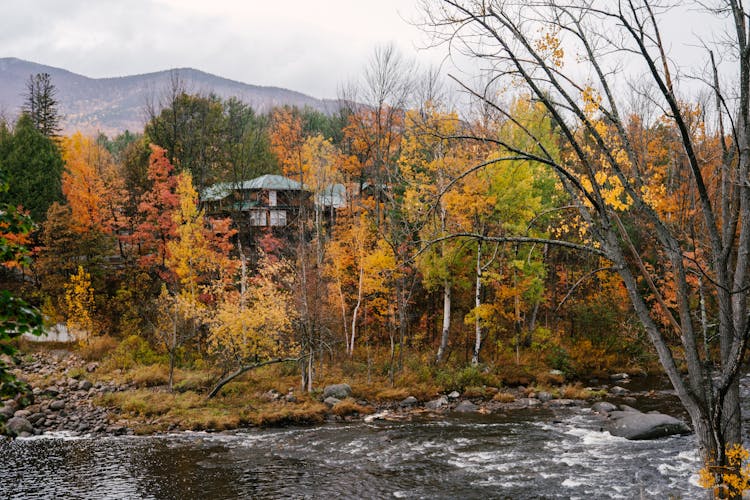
0,58 -> 337,136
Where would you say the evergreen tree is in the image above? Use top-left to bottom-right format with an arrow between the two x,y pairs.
0,114 -> 64,221
22,73 -> 61,137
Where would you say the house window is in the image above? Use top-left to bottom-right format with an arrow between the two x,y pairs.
249,209 -> 266,226
269,210 -> 287,227
269,190 -> 277,207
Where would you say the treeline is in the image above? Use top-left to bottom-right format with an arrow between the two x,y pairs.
1,60 -> 669,391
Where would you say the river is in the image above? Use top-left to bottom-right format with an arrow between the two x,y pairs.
1,400 -> 704,499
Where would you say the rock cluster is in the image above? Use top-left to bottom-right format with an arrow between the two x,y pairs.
1,352 -> 132,438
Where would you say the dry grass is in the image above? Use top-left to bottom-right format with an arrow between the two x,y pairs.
559,383 -> 605,400
78,336 -> 119,361
371,387 -> 409,401
252,401 -> 328,426
535,371 -> 566,386
128,364 -> 170,388
173,369 -> 216,393
463,386 -> 499,399
97,389 -> 204,418
332,398 -> 374,417
492,392 -> 517,403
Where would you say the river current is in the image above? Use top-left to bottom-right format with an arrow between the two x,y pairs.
1,402 -> 703,499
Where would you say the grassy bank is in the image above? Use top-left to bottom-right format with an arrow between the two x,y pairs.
12,334 -> 659,434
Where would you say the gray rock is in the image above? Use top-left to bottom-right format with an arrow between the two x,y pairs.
323,397 -> 341,407
285,393 -> 297,403
591,401 -> 618,414
610,386 -> 630,396
518,398 -> 542,407
43,386 -> 60,397
447,391 -> 460,399
610,373 -> 630,381
619,404 -> 639,412
49,400 -> 66,411
608,410 -> 691,440
547,399 -> 579,407
85,363 -> 99,373
13,410 -> 31,419
322,384 -> 352,400
454,400 -> 479,413
5,417 -> 33,437
78,380 -> 93,391
28,412 -> 45,425
425,396 -> 449,410
400,396 -> 418,407
262,390 -> 281,401
2,400 -> 18,411
0,405 -> 15,420
106,425 -> 127,436
549,369 -> 564,377
537,391 -> 553,402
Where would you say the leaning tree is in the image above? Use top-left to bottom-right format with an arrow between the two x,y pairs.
421,0 -> 750,485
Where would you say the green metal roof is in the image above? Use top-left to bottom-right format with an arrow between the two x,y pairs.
316,183 -> 347,208
242,174 -> 303,191
201,175 -> 305,202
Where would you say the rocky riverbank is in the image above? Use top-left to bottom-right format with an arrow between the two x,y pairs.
1,350 -> 690,441
2,351 -> 133,438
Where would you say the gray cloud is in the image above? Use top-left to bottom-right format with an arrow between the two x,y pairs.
2,0 -> 441,99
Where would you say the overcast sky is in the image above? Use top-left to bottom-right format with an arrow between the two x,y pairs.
1,0 -> 447,99
1,0 -> 733,105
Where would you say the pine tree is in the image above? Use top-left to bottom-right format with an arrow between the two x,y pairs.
23,73 -> 61,137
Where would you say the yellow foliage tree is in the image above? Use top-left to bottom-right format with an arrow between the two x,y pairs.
64,265 -> 95,342
158,171 -> 237,390
207,255 -> 300,398
699,444 -> 750,498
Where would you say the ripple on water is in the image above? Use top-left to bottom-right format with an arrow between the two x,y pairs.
0,409 -> 707,499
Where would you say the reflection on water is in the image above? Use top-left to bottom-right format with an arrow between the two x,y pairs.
0,407 -> 702,499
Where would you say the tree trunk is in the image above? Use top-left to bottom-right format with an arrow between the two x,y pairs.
436,278 -> 451,363
349,265 -> 364,355
207,358 -> 299,399
472,241 -> 482,366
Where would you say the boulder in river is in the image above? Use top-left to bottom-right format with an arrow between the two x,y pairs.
610,386 -> 630,396
447,391 -> 460,400
591,401 -> 617,414
537,391 -> 553,402
607,409 -> 690,440
400,396 -> 418,408
425,396 -> 449,410
454,400 -> 479,413
517,398 -> 542,408
323,384 -> 352,400
5,417 -> 34,437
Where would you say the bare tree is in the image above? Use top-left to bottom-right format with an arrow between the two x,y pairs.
341,44 -> 417,370
422,0 -> 750,481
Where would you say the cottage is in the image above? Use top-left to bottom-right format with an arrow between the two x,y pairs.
202,174 -> 310,227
